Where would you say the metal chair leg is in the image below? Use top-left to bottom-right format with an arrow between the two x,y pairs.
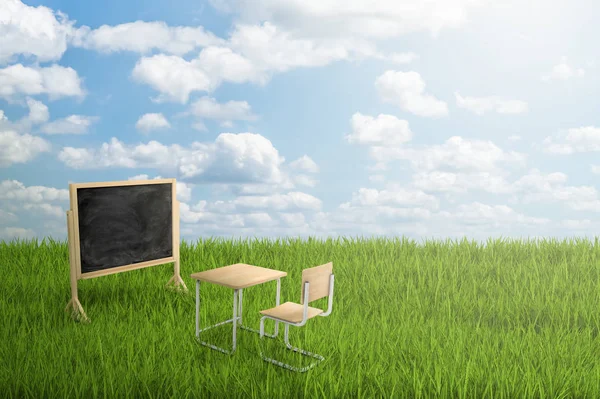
259,316 -> 324,373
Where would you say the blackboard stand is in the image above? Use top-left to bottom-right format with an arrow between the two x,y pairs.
66,210 -> 90,323
165,198 -> 188,292
65,179 -> 188,322
166,274 -> 187,290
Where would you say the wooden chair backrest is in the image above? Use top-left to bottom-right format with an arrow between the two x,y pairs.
301,262 -> 333,304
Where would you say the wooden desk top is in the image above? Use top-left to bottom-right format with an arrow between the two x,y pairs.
190,263 -> 287,289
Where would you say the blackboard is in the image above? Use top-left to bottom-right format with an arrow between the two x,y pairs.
76,183 -> 173,274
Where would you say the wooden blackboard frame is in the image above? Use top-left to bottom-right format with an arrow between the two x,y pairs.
65,179 -> 187,322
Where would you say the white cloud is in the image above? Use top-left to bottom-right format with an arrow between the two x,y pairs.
289,155 -> 319,173
410,169 -> 579,205
189,96 -> 257,123
345,116 -> 527,177
278,212 -> 306,227
2,1 -> 475,111
71,21 -> 226,55
0,209 -> 18,223
508,135 -> 521,142
526,186 -> 600,212
343,185 -> 439,210
0,227 -> 36,240
131,22 -> 415,103
542,57 -> 585,81
345,113 -> 413,146
0,0 -> 77,65
0,180 -> 69,202
180,202 -> 265,229
438,202 -> 549,227
135,113 -> 170,133
375,70 -> 448,118
505,169 -> 600,213
40,220 -> 67,237
209,0 -> 486,38
131,54 -> 214,104
132,46 -> 266,103
213,181 -> 296,197
0,64 -> 85,101
292,174 -> 317,187
25,98 -> 49,124
2,1 -> 426,104
412,170 -> 512,194
180,183 -> 594,238
313,192 -> 435,236
40,115 -> 98,135
592,165 -> 600,175
411,167 -> 600,217
543,127 -> 600,154
129,174 -> 149,180
0,130 -> 51,167
243,212 -> 278,228
369,136 -> 526,172
0,180 -> 70,239
59,133 -> 288,185
1,99 -> 50,134
59,139 -> 138,169
369,174 -> 385,183
22,203 -> 64,218
455,92 -> 528,115
176,182 -> 193,203
181,133 -> 286,183
233,192 -> 322,211
519,183 -> 600,212
227,22 -> 360,71
177,190 -> 321,234
562,219 -> 592,230
179,201 -> 230,224
195,45 -> 268,84
192,121 -> 208,132
512,169 -> 567,193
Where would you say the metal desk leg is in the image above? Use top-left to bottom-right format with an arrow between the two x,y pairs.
273,278 -> 280,337
195,281 -> 241,355
239,278 -> 281,338
238,288 -> 243,326
232,289 -> 238,352
196,280 -> 200,338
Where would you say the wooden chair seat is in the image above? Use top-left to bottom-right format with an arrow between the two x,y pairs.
260,301 -> 323,323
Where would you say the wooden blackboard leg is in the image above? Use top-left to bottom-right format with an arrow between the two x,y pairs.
166,273 -> 188,291
166,200 -> 188,292
166,257 -> 188,291
65,297 -> 89,323
66,211 -> 90,323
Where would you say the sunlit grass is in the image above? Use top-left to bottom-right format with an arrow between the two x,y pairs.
1,236 -> 600,397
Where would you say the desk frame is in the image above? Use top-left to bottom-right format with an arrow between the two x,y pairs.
193,265 -> 284,355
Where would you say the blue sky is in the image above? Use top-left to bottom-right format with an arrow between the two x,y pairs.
1,0 -> 599,242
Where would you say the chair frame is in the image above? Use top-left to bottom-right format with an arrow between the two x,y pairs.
259,273 -> 335,373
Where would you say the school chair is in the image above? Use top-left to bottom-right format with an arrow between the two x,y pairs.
258,262 -> 335,372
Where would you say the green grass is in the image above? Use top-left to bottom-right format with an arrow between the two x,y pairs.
2,236 -> 600,398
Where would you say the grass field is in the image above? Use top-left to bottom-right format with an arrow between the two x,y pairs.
2,236 -> 600,398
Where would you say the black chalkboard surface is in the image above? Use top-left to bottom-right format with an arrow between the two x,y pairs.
76,183 -> 173,274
